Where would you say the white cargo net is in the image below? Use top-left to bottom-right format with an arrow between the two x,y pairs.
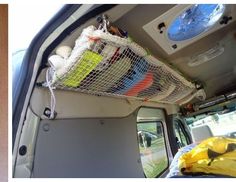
45,26 -> 197,118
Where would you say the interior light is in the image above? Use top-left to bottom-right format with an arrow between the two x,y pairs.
168,4 -> 225,41
188,44 -> 224,67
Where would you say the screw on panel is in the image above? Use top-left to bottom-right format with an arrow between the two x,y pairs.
220,16 -> 232,25
19,145 -> 27,156
158,22 -> 166,34
172,44 -> 177,49
43,123 -> 50,132
100,120 -> 104,125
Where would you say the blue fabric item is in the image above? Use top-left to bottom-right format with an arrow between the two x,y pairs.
166,143 -> 197,178
115,58 -> 149,94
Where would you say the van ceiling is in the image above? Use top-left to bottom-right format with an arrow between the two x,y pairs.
114,4 -> 236,102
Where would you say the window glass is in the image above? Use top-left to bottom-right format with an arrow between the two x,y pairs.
137,120 -> 168,177
12,3 -> 63,107
168,4 -> 225,41
12,3 -> 63,52
188,111 -> 236,138
12,50 -> 26,98
174,121 -> 188,149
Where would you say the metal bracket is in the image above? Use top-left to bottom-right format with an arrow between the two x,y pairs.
43,107 -> 57,119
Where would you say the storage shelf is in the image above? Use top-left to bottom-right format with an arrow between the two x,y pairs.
45,26 -> 197,104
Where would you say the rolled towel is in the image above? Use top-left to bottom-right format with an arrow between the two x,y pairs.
48,55 -> 65,70
56,45 -> 72,59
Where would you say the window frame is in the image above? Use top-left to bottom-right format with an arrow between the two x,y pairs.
174,119 -> 191,147
136,120 -> 170,178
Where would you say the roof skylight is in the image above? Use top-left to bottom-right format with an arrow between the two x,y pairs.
168,4 -> 225,41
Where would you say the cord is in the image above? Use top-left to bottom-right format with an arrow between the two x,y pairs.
46,67 -> 56,119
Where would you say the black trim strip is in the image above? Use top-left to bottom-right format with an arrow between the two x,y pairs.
165,115 -> 179,155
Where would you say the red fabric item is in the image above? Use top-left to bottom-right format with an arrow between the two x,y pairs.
125,72 -> 153,96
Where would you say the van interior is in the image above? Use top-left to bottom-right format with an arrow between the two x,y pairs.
13,4 -> 236,178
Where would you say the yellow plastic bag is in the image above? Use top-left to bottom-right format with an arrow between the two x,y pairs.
178,137 -> 236,177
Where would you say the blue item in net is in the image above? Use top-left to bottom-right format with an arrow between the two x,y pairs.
114,58 -> 149,95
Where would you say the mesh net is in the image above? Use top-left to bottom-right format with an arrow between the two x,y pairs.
45,26 -> 196,104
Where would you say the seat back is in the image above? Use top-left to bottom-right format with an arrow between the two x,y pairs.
191,125 -> 213,142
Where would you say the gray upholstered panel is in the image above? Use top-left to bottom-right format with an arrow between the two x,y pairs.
32,114 -> 144,178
